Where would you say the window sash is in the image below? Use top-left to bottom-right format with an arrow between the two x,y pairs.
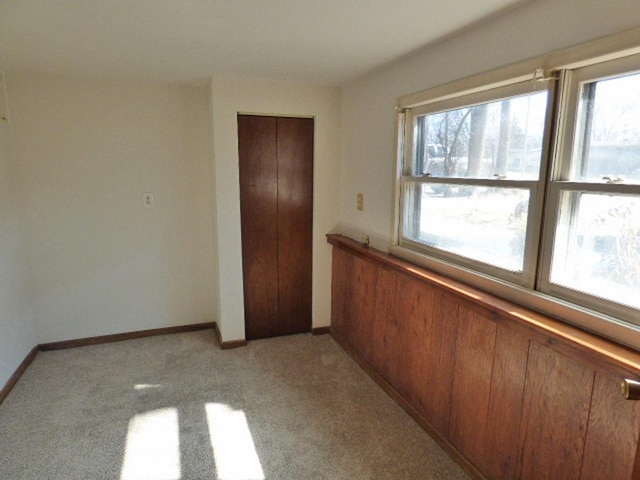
404,81 -> 553,177
398,179 -> 541,286
537,54 -> 640,326
539,185 -> 640,323
399,80 -> 554,287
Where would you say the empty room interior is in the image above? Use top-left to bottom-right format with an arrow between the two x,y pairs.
3,1 -> 640,479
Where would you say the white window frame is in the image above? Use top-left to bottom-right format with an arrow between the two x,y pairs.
390,27 -> 640,351
539,54 -> 640,326
399,80 -> 556,288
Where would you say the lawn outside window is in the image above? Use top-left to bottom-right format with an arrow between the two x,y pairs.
392,36 -> 640,349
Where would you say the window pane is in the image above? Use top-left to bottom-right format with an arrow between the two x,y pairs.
572,71 -> 640,182
403,182 -> 530,271
413,91 -> 548,180
551,192 -> 640,309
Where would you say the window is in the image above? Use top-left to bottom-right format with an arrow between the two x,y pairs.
394,45 -> 640,347
540,56 -> 640,323
400,83 -> 553,287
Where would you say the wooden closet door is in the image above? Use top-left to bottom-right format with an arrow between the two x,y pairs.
238,115 -> 279,340
276,116 -> 313,336
238,115 -> 313,340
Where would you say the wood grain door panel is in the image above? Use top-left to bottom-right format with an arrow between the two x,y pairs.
276,116 -> 313,335
238,115 -> 279,340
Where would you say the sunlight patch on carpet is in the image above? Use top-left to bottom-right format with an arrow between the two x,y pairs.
206,403 -> 265,480
120,407 -> 181,480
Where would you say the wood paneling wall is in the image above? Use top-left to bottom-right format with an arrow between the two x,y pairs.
328,234 -> 640,480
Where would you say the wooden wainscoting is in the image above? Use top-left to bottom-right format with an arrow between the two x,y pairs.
327,234 -> 640,480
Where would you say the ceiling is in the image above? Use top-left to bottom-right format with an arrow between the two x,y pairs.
0,0 -> 526,86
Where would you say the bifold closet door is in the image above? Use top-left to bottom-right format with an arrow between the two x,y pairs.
238,115 -> 313,340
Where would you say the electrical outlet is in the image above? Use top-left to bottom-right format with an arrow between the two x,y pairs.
143,192 -> 154,208
357,192 -> 364,211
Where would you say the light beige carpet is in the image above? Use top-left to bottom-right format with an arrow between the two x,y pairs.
0,330 -> 470,480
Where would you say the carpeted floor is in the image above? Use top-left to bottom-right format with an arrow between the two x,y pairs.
0,330 -> 470,480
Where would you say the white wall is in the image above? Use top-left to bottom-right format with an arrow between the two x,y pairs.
340,0 -> 640,250
210,77 -> 341,341
0,121 -> 37,387
7,74 -> 217,343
